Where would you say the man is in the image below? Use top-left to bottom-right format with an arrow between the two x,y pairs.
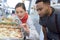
35,0 -> 60,40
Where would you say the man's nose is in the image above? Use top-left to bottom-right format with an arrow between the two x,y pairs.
38,11 -> 41,14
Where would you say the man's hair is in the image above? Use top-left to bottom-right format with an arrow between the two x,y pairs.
35,0 -> 50,4
15,3 -> 26,11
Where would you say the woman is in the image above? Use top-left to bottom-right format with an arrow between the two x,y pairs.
14,3 -> 39,40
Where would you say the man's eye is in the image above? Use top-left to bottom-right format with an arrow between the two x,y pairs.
39,8 -> 42,11
37,8 -> 42,11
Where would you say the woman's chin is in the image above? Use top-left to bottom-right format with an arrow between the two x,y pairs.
18,16 -> 23,19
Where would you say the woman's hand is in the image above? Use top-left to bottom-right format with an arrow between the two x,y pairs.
20,23 -> 30,36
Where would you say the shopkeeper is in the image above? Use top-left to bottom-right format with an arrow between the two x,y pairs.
14,3 -> 39,40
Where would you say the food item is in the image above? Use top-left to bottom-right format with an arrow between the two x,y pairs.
0,28 -> 22,38
0,18 -> 18,28
0,17 -> 23,39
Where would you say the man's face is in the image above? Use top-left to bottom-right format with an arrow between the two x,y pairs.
36,2 -> 49,17
15,7 -> 25,19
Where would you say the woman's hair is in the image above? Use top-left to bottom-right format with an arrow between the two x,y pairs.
15,3 -> 26,11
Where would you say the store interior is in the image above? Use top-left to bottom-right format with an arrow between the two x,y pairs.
0,0 -> 60,40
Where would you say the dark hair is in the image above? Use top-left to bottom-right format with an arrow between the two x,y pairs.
35,0 -> 50,4
15,3 -> 26,11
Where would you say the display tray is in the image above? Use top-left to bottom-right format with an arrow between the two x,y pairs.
0,18 -> 24,40
0,28 -> 24,40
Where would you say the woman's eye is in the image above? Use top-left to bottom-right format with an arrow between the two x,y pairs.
20,11 -> 23,13
16,12 -> 19,14
16,11 -> 23,14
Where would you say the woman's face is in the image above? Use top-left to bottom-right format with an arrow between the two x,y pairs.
15,7 -> 26,19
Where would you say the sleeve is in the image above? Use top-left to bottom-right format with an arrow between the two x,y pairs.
40,26 -> 44,40
57,13 -> 60,28
26,16 -> 39,40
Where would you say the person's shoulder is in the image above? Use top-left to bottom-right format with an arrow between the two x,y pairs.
51,8 -> 60,18
54,8 -> 60,19
54,8 -> 60,15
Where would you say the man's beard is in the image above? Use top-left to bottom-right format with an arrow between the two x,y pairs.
44,12 -> 49,17
40,12 -> 49,18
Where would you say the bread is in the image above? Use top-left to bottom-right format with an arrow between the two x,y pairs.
0,28 -> 22,38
